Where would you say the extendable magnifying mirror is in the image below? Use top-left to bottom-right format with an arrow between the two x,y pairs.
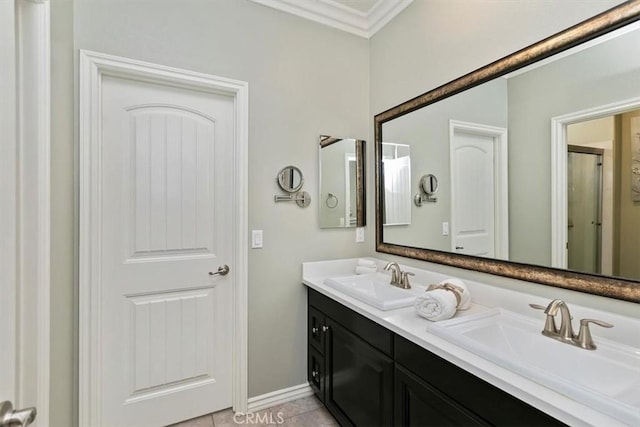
274,166 -> 311,207
414,174 -> 438,206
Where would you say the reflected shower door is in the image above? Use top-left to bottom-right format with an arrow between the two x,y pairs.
568,150 -> 603,274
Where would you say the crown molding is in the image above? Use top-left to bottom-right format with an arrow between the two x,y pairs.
249,0 -> 414,38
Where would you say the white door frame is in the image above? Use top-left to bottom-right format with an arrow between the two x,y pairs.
449,120 -> 509,259
344,153 -> 356,226
0,0 -> 19,406
1,0 -> 51,425
550,97 -> 640,269
78,50 -> 249,426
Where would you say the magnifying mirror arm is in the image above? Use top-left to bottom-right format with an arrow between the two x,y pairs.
414,193 -> 437,206
274,191 -> 311,208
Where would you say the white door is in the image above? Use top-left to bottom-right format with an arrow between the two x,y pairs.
99,75 -> 234,426
450,131 -> 496,257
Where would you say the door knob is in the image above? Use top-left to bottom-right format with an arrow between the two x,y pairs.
0,401 -> 37,427
209,264 -> 230,276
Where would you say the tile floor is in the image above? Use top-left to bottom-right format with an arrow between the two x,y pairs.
168,395 -> 338,427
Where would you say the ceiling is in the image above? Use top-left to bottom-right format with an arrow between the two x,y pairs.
249,0 -> 415,38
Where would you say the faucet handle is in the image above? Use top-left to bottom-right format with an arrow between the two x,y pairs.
580,318 -> 613,328
400,272 -> 414,289
529,303 -> 558,335
576,318 -> 613,350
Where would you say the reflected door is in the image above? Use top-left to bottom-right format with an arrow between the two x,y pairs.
568,150 -> 603,274
450,131 -> 495,257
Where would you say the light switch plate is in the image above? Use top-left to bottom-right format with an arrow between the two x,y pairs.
356,227 -> 365,243
442,222 -> 449,236
252,230 -> 263,248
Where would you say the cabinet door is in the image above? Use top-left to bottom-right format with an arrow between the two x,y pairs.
308,305 -> 326,354
395,365 -> 487,427
395,336 -> 563,426
308,345 -> 325,401
325,319 -> 393,427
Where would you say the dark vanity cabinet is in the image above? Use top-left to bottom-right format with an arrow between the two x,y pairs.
308,290 -> 394,426
308,288 -> 565,427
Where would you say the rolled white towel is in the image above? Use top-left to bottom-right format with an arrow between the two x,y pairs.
357,258 -> 377,269
355,266 -> 377,275
414,278 -> 471,321
437,278 -> 471,310
414,290 -> 458,321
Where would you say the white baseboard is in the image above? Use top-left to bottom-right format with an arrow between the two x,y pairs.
247,383 -> 314,413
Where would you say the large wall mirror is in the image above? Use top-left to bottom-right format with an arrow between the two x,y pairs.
375,2 -> 640,303
319,135 -> 366,228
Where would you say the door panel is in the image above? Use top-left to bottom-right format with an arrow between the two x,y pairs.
127,106 -> 216,258
100,75 -> 234,426
128,289 -> 214,393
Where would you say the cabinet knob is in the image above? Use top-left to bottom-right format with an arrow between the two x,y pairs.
312,327 -> 318,334
322,325 -> 329,332
312,370 -> 318,378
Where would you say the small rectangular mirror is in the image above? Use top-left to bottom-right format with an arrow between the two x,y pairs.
319,135 -> 366,228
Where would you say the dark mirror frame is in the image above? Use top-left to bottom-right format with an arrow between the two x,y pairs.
319,135 -> 367,227
374,1 -> 640,303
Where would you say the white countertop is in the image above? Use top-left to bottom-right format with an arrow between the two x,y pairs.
302,258 -> 640,427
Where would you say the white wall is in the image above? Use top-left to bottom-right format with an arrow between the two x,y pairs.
370,0 -> 628,114
51,1 -> 75,427
51,0 -> 369,425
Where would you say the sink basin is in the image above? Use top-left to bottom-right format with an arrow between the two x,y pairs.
429,309 -> 640,425
323,273 -> 417,310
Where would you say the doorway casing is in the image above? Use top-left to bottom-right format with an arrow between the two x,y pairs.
551,97 -> 640,269
0,0 -> 51,425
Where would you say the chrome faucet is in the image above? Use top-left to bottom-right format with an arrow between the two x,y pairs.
530,299 -> 613,350
383,262 -> 414,289
544,299 -> 575,342
384,262 -> 402,286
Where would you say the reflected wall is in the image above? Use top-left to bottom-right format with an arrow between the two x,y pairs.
507,28 -> 640,267
382,78 -> 507,251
